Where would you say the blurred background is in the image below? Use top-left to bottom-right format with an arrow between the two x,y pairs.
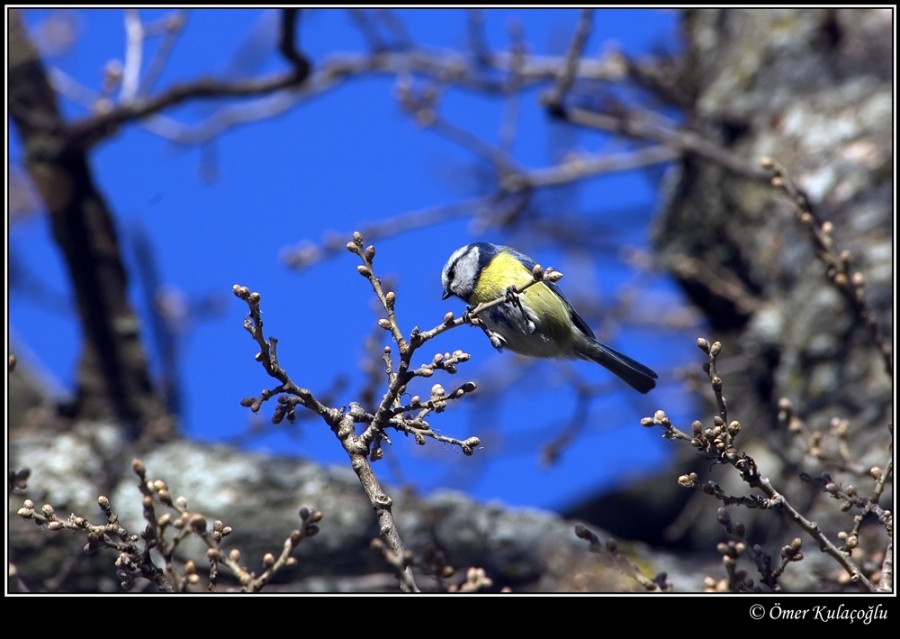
9,9 -> 892,593
10,8 -> 693,510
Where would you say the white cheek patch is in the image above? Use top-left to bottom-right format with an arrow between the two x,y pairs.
448,247 -> 480,299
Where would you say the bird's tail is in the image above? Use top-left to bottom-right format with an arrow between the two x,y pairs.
578,340 -> 658,394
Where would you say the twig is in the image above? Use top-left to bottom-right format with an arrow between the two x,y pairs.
233,282 -> 420,592
526,145 -> 679,188
138,11 -> 188,97
761,157 -> 893,379
349,9 -> 388,53
92,45 -> 662,147
374,10 -> 412,51
563,105 -> 770,180
466,9 -> 491,67
543,9 -> 593,114
575,524 -> 669,592
62,9 -> 310,151
541,384 -> 592,466
281,197 -> 487,270
120,9 -> 143,103
498,17 -> 525,153
644,338 -> 881,592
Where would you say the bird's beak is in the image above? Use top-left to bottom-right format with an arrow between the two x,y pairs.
442,289 -> 451,300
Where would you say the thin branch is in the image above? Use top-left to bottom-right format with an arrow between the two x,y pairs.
527,145 -> 679,188
137,11 -> 188,97
374,10 -> 412,51
498,17 -> 525,152
349,9 -> 388,53
575,524 -> 670,592
280,197 -> 489,270
761,157 -> 893,380
277,8 -> 306,71
120,9 -> 143,103
466,9 -> 491,66
644,338 -> 882,592
61,9 -> 310,152
560,105 -> 771,181
86,47 -> 639,147
543,9 -> 593,114
233,283 -> 420,592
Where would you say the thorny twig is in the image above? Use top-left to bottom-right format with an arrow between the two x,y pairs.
713,505 -> 802,592
761,157 -> 892,379
238,233 -> 572,591
16,459 -> 317,592
235,232 -> 577,590
644,338 -> 888,592
234,281 -> 420,592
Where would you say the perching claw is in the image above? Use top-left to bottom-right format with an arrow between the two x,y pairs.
462,305 -> 482,328
485,328 -> 505,351
505,285 -> 532,329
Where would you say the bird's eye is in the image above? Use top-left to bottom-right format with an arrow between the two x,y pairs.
447,266 -> 456,281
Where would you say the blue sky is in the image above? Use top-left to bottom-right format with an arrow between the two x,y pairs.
9,8 -> 698,512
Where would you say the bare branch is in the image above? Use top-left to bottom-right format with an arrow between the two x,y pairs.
644,339 -> 884,592
560,105 -> 770,181
61,9 -> 310,151
120,9 -> 143,102
542,9 -> 593,114
761,157 -> 893,379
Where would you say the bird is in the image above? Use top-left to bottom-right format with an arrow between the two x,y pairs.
441,242 -> 657,393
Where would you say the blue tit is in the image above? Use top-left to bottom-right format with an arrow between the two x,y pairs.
441,242 -> 658,394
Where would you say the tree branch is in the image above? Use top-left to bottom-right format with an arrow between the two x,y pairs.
9,9 -> 169,440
